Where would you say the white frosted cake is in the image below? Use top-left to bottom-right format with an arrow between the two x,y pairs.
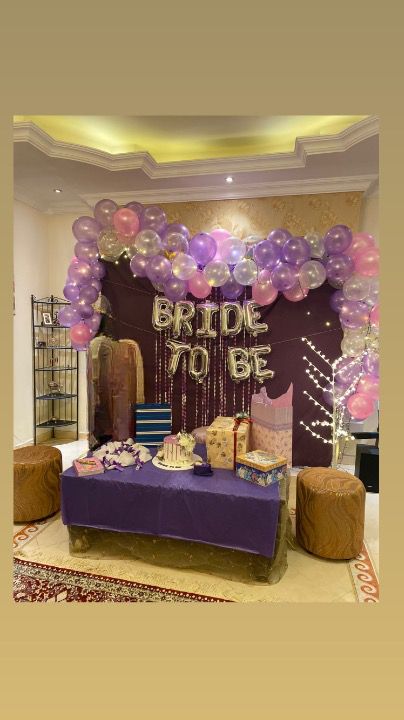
158,433 -> 196,468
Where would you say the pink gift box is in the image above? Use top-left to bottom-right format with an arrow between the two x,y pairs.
250,385 -> 293,467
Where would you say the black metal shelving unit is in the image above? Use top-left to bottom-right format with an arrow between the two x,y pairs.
31,295 -> 79,444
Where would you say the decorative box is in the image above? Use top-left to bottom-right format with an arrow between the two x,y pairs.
206,416 -> 251,470
250,385 -> 293,467
235,450 -> 287,487
135,402 -> 172,447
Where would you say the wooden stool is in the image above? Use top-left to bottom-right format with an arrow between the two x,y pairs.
296,467 -> 365,560
14,446 -> 62,522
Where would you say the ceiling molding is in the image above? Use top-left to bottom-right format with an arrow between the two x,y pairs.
31,174 -> 377,215
13,116 -> 379,178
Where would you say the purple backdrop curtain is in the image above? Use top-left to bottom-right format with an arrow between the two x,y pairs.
101,261 -> 342,467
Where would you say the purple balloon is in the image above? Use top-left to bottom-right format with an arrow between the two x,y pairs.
281,236 -> 311,265
324,225 -> 353,255
267,228 -> 292,249
329,290 -> 345,313
220,274 -> 244,300
335,357 -> 362,386
130,254 -> 149,277
125,201 -> 144,217
363,351 -> 379,377
339,299 -> 369,329
189,233 -> 217,266
89,278 -> 102,293
163,276 -> 188,301
74,241 -> 99,263
253,239 -> 282,269
63,283 -> 80,302
72,299 -> 94,320
94,199 -> 118,228
146,255 -> 172,285
270,262 -> 298,292
162,223 -> 191,242
79,284 -> 99,304
84,312 -> 102,336
72,216 -> 101,243
58,305 -> 82,327
68,260 -> 93,286
140,205 -> 167,234
326,254 -> 354,284
90,261 -> 106,280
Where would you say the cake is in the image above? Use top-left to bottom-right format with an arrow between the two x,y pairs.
158,432 -> 196,468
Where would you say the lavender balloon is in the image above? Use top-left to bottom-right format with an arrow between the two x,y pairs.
330,290 -> 345,313
335,357 -> 362,386
57,305 -> 82,328
94,199 -> 118,228
220,274 -> 244,300
72,299 -> 94,320
161,229 -> 189,256
281,236 -> 311,265
68,260 -> 93,285
125,201 -> 144,217
324,225 -> 353,255
84,312 -> 102,336
90,261 -> 106,280
189,233 -> 217,266
140,205 -> 167,234
163,223 -> 191,241
339,299 -> 369,329
130,254 -> 149,277
79,284 -> 99,304
363,351 -> 379,377
267,228 -> 292,249
326,254 -> 354,284
271,262 -> 298,292
163,276 -> 188,301
90,278 -> 102,293
74,241 -> 99,263
253,239 -> 282,269
63,283 -> 80,302
146,255 -> 172,285
72,216 -> 101,243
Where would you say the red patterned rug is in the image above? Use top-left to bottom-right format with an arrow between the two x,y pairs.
13,558 -> 231,603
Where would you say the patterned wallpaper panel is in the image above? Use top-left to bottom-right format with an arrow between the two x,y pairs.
160,192 -> 363,238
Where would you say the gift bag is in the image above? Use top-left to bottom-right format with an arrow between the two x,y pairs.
250,385 -> 293,467
206,416 -> 251,470
135,403 -> 172,448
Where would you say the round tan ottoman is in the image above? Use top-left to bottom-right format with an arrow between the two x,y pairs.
14,446 -> 62,522
296,467 -> 365,560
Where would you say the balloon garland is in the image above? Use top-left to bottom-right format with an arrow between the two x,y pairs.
62,199 -> 380,422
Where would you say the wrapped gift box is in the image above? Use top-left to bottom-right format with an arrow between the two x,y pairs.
235,450 -> 287,487
206,416 -> 251,470
135,403 -> 172,447
250,385 -> 293,467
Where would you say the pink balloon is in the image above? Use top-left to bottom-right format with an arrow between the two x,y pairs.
355,247 -> 379,277
252,275 -> 278,305
348,233 -> 375,258
188,270 -> 211,299
370,304 -> 379,327
283,284 -> 309,302
357,374 -> 379,401
210,228 -> 231,260
70,322 -> 92,348
113,208 -> 140,239
347,392 -> 375,420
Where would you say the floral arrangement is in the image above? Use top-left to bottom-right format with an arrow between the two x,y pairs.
176,431 -> 196,455
92,438 -> 151,471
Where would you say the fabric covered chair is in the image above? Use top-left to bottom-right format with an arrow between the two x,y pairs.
14,445 -> 62,522
296,466 -> 365,560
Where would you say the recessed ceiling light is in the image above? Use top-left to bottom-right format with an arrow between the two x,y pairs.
306,311 -> 311,316
226,176 -> 233,184
53,188 -> 63,193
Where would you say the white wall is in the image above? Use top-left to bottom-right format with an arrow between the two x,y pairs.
13,201 -> 50,446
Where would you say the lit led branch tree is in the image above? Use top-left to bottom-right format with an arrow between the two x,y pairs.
300,337 -> 365,467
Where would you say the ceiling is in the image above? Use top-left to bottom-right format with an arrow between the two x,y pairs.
13,116 -> 379,214
14,115 -> 369,162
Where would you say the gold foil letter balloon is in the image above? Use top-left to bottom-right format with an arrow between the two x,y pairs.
152,296 -> 173,331
243,301 -> 268,336
249,345 -> 274,383
220,302 -> 244,337
189,345 -> 209,383
166,340 -> 191,378
172,300 -> 195,338
227,347 -> 251,383
195,302 -> 219,339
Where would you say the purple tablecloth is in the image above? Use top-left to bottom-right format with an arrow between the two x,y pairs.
60,445 -> 280,558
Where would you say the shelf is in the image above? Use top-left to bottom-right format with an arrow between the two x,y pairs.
34,324 -> 68,329
35,367 -> 77,372
36,420 -> 77,428
33,300 -> 69,306
36,393 -> 77,401
35,346 -> 73,350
